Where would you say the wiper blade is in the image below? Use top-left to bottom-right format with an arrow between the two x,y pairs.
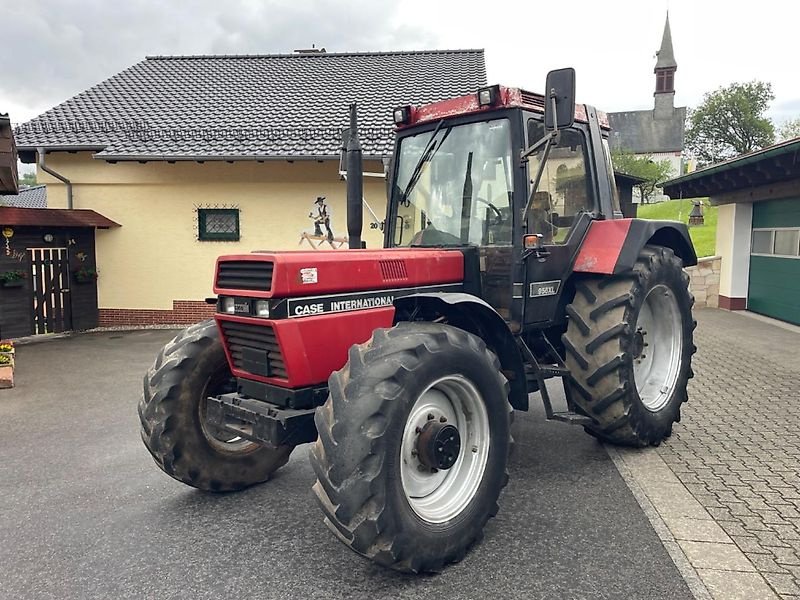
398,120 -> 449,205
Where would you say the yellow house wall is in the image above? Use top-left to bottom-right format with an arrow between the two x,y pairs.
38,153 -> 388,310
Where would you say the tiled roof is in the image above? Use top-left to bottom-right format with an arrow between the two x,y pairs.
1,185 -> 47,208
0,207 -> 120,228
608,107 -> 687,154
14,50 -> 487,161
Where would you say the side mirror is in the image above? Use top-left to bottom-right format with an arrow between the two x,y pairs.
544,68 -> 576,131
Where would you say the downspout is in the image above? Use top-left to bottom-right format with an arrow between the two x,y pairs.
37,147 -> 73,209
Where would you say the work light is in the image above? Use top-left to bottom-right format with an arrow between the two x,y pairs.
478,85 -> 501,107
255,300 -> 270,318
221,297 -> 235,314
393,106 -> 411,125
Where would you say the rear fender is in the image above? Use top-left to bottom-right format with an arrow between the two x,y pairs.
393,293 -> 528,411
572,219 -> 698,274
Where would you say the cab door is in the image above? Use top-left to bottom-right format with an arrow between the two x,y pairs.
521,120 -> 596,325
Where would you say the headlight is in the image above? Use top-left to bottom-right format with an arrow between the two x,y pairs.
221,297 -> 235,314
255,300 -> 270,318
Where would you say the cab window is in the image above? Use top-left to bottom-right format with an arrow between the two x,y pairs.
525,120 -> 594,243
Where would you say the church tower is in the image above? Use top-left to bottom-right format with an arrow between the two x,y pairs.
654,13 -> 677,119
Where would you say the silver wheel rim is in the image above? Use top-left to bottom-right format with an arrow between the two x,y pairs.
633,284 -> 683,412
400,375 -> 490,523
199,372 -> 258,453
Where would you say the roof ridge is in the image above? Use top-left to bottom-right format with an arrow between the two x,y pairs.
144,48 -> 484,60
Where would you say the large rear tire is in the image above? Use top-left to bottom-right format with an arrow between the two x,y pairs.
309,322 -> 512,573
563,245 -> 696,446
138,320 -> 293,491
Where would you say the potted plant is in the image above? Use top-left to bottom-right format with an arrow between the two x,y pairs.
0,270 -> 27,288
0,341 -> 14,367
73,266 -> 99,284
0,351 -> 13,389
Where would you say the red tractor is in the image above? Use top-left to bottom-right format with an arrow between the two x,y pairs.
139,69 -> 696,573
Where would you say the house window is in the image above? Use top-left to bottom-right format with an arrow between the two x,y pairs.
751,228 -> 800,258
198,208 -> 240,241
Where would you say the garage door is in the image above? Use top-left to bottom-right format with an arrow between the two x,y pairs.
749,198 -> 800,325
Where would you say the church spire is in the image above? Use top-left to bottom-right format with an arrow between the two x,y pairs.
654,12 -> 677,108
655,12 -> 677,70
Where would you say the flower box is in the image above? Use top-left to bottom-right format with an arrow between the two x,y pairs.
0,365 -> 13,389
1,279 -> 23,288
73,268 -> 98,284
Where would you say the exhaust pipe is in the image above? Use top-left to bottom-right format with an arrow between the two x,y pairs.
346,103 -> 363,249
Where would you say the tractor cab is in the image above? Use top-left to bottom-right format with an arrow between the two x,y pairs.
386,73 -> 622,326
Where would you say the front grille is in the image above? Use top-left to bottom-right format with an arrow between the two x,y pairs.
220,320 -> 287,379
217,260 -> 273,292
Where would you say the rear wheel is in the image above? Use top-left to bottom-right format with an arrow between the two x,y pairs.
563,245 -> 696,446
309,322 -> 512,573
138,320 -> 294,491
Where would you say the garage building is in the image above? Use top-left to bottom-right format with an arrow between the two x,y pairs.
663,139 -> 800,326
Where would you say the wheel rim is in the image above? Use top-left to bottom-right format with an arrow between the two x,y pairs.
633,284 -> 683,412
199,368 -> 258,453
400,375 -> 490,523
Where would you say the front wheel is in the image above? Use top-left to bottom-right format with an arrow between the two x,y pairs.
138,320 -> 294,491
563,245 -> 696,446
309,323 -> 512,573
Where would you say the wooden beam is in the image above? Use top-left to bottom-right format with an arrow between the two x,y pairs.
711,178 -> 800,205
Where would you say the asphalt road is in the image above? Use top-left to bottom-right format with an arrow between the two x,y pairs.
0,330 -> 692,600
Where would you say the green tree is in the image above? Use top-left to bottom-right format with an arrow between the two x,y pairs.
685,81 -> 775,166
611,150 -> 674,204
778,117 -> 800,142
20,172 -> 37,187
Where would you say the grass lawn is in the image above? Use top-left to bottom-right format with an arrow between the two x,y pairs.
637,198 -> 717,258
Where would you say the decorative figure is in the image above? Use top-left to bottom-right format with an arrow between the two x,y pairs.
309,196 -> 334,242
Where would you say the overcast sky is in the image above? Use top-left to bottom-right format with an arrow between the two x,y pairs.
3,0 -> 799,126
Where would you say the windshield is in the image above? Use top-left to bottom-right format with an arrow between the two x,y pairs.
390,118 -> 513,247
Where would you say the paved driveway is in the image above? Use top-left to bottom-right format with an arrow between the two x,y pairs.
0,329 -> 691,600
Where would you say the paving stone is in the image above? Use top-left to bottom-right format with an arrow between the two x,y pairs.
669,518 -> 731,543
763,572 -> 800,595
654,310 -> 800,595
679,541 -> 755,571
732,535 -> 773,555
772,547 -> 800,567
697,569 -> 778,600
747,553 -> 791,574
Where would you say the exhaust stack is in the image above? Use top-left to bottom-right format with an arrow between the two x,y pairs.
346,103 -> 363,249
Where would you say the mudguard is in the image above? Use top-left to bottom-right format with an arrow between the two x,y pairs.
572,218 -> 698,274
393,292 -> 528,411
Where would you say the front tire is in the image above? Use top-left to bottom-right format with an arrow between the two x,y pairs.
563,245 -> 696,446
138,320 -> 293,491
309,322 -> 512,573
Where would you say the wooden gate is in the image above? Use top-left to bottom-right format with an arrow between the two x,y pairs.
29,248 -> 72,334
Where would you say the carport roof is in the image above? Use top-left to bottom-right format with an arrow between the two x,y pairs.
13,50 -> 487,162
663,137 -> 800,200
0,207 -> 120,228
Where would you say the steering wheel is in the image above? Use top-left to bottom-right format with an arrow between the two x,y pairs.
474,196 -> 504,226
